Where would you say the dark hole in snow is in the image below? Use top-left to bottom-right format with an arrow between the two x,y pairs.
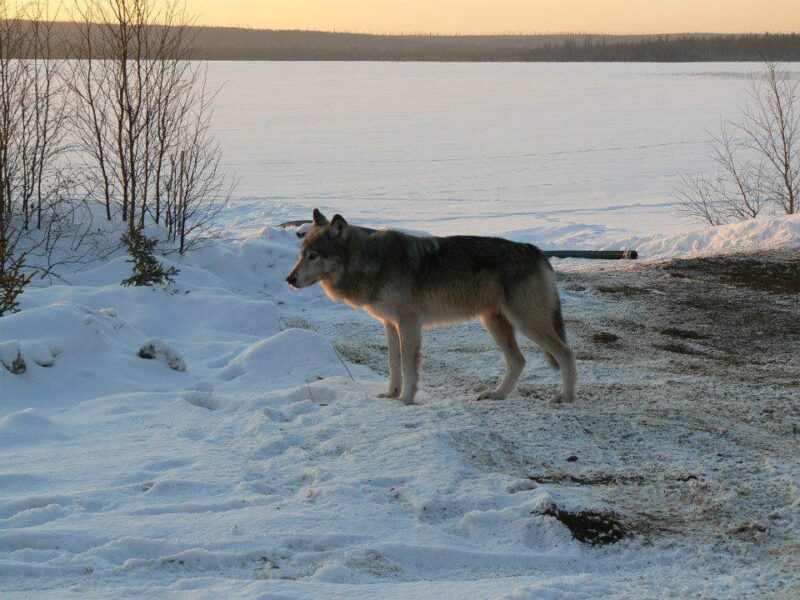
592,332 -> 619,344
539,504 -> 625,546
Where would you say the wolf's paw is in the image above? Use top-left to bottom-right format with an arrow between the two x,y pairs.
476,389 -> 507,401
377,385 -> 400,399
397,394 -> 417,406
549,391 -> 575,404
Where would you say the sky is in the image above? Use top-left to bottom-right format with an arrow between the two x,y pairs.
190,0 -> 800,34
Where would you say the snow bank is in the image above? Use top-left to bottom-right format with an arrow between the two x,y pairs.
249,212 -> 800,268
497,214 -> 800,262
3,226 -> 624,597
613,213 -> 800,261
0,409 -> 65,447
0,302 -> 190,413
218,328 -> 349,390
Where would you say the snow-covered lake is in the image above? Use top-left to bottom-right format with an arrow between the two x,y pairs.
209,62 -> 781,243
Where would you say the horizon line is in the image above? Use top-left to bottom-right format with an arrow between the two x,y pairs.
39,21 -> 800,37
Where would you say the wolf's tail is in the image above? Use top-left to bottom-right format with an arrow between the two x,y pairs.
545,296 -> 567,371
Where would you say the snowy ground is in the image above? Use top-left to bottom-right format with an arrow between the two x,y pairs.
2,214 -> 798,598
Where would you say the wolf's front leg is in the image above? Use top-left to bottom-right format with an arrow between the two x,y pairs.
377,320 -> 401,398
397,316 -> 422,405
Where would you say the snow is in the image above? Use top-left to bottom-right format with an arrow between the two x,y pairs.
0,409 -> 65,447
621,213 -> 800,260
3,213 -> 797,598
208,62 -> 799,245
2,63 -> 799,598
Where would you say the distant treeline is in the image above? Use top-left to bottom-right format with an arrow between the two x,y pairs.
533,34 -> 800,62
18,24 -> 800,61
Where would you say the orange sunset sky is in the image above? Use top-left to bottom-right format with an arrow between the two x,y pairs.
189,1 -> 800,34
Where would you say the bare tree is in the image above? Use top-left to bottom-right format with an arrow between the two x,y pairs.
68,0 -> 231,252
678,62 -> 798,225
0,0 -> 72,314
159,82 -> 231,253
675,173 -> 728,227
707,122 -> 769,221
740,62 -> 799,215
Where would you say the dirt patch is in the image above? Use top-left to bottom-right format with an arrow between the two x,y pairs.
659,327 -> 708,340
448,249 -> 799,583
335,343 -> 388,375
592,331 -> 620,344
528,473 -> 699,486
538,504 -> 625,546
529,473 -> 645,486
594,284 -> 651,297
652,342 -> 709,357
661,250 -> 800,294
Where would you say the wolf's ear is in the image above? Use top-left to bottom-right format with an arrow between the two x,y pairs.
329,214 -> 348,239
312,208 -> 328,226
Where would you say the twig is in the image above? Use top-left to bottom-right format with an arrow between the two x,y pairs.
333,347 -> 355,381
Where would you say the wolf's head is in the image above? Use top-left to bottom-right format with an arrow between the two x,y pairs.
286,209 -> 350,289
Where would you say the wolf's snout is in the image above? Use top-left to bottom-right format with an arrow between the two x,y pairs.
286,274 -> 298,287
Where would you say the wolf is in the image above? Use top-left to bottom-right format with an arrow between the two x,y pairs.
286,209 -> 577,405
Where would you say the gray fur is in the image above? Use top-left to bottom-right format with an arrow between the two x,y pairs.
287,210 -> 577,405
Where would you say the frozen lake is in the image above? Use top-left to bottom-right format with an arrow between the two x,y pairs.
208,62 -> 790,244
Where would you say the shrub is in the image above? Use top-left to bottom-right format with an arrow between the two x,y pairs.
0,236 -> 33,317
121,229 -> 179,287
678,62 -> 798,225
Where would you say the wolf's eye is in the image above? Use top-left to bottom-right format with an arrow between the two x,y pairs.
307,252 -> 319,261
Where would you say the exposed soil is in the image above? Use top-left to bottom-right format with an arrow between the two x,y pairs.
662,251 -> 800,294
539,504 -> 626,546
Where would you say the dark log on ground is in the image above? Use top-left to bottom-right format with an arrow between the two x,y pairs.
278,220 -> 637,260
545,249 -> 638,260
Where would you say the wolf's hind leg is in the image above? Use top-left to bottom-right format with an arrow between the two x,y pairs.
515,323 -> 577,403
478,311 -> 525,400
378,320 -> 401,398
537,332 -> 577,403
397,316 -> 422,405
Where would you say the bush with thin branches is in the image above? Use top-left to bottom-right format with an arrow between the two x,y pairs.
0,0 -> 75,313
68,0 -> 231,253
678,62 -> 799,225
